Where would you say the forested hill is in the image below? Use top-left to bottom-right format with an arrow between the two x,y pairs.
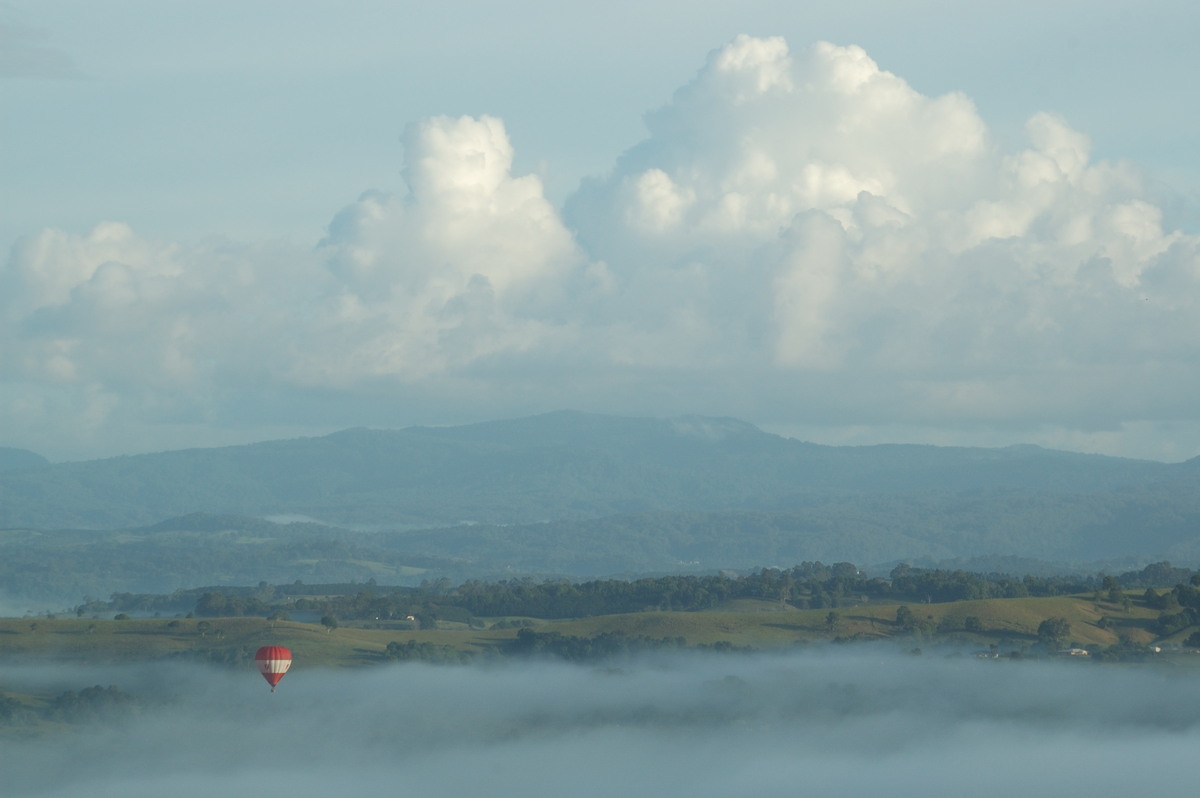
0,411 -> 1194,531
0,447 -> 48,473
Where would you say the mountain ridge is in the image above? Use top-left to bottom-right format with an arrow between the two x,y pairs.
0,411 -> 1188,532
0,412 -> 1198,601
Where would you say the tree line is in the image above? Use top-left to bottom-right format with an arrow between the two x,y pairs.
239,562 -> 1116,623
72,560 -> 1200,632
76,560 -> 1200,624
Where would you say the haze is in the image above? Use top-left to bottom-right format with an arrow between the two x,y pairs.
5,649 -> 1200,797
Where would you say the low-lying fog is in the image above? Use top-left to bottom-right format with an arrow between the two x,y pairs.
5,649 -> 1200,797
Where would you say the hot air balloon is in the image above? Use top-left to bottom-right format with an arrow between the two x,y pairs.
255,645 -> 292,692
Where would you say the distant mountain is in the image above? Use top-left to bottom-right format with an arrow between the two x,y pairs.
0,410 -> 1187,531
0,446 -> 49,473
2,412 -> 1200,602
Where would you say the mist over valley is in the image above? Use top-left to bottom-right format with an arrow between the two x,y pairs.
5,651 -> 1200,797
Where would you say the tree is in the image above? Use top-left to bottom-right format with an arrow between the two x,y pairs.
320,615 -> 339,632
1037,617 -> 1071,649
895,605 -> 915,631
825,611 -> 840,633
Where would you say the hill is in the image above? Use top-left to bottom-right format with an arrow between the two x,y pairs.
0,411 -> 1188,530
0,447 -> 48,473
2,412 -> 1200,601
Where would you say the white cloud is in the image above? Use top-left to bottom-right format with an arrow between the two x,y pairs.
2,34 -> 1200,461
302,115 -> 585,386
566,37 -> 1200,450
0,223 -> 328,456
323,116 -> 579,302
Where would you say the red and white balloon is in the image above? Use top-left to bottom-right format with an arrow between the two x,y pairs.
255,645 -> 292,692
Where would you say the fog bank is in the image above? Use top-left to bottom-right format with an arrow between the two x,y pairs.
5,650 -> 1200,796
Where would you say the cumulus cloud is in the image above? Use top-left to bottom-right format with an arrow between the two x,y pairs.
566,36 -> 1200,441
304,115 -> 585,386
6,651 -> 1200,797
0,223 -> 328,455
2,34 -> 1199,460
0,115 -> 589,457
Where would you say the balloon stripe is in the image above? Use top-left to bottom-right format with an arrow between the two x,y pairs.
254,645 -> 293,690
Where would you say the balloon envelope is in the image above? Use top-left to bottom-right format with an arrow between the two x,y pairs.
255,645 -> 292,691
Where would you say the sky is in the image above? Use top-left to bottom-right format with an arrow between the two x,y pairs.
3,1 -> 1200,462
7,649 -> 1200,797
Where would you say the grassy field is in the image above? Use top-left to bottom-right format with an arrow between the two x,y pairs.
550,594 -> 1164,649
0,616 -> 514,667
0,593 -> 1170,668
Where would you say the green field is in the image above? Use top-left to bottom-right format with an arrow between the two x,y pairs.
0,616 -> 507,667
0,593 -> 1171,668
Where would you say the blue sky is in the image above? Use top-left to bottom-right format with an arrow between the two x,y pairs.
3,1 -> 1200,461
